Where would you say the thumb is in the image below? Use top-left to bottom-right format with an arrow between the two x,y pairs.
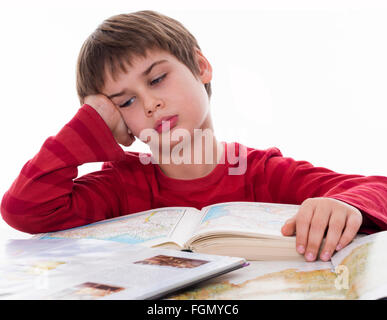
281,217 -> 296,236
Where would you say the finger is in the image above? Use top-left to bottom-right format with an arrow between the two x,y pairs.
117,127 -> 134,146
336,212 -> 362,251
295,202 -> 315,255
305,205 -> 331,261
120,133 -> 136,147
319,211 -> 346,261
115,120 -> 132,146
127,128 -> 136,141
281,217 -> 296,236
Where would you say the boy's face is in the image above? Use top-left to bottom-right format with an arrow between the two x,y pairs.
102,47 -> 213,148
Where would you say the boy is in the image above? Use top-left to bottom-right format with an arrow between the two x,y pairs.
1,10 -> 387,263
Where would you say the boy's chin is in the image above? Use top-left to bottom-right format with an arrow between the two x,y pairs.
148,136 -> 191,150
148,127 -> 193,143
141,125 -> 213,151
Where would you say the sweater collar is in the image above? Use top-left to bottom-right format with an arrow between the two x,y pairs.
154,141 -> 232,192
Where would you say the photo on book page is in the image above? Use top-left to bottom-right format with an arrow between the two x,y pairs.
134,255 -> 209,269
48,282 -> 125,300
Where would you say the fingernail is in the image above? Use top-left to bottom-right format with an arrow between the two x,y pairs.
297,245 -> 305,254
320,251 -> 331,261
306,252 -> 315,261
336,243 -> 343,251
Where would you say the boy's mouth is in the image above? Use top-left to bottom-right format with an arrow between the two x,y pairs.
154,115 -> 179,133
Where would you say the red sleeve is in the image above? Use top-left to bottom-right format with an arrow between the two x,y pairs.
263,150 -> 387,234
1,104 -> 126,234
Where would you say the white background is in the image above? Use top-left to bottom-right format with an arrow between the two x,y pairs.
0,0 -> 386,240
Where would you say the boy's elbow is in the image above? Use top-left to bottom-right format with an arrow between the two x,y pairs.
1,191 -> 42,234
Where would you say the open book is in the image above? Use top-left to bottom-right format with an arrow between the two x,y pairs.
0,238 -> 246,300
167,231 -> 387,300
35,201 -> 301,261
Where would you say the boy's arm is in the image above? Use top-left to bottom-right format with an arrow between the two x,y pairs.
1,103 -> 130,234
262,150 -> 387,231
258,148 -> 387,261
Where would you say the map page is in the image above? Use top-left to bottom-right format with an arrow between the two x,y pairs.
196,202 -> 299,238
169,231 -> 387,300
331,231 -> 387,299
36,208 -> 187,246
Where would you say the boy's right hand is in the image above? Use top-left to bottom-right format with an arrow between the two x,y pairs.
84,94 -> 135,147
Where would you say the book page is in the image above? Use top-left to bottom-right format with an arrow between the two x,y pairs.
330,230 -> 387,299
0,239 -> 245,300
34,207 -> 190,247
167,208 -> 205,248
193,201 -> 299,239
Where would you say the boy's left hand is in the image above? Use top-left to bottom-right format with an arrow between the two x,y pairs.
281,197 -> 363,262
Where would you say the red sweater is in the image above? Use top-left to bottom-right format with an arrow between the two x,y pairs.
2,104 -> 387,234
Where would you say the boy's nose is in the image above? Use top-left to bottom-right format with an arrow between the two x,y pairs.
144,101 -> 163,116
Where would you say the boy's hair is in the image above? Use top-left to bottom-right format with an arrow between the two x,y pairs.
76,10 -> 212,105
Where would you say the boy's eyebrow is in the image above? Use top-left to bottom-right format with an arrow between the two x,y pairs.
107,59 -> 169,99
142,59 -> 168,76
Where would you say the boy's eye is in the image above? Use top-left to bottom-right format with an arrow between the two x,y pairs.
119,73 -> 167,108
150,73 -> 167,86
120,97 -> 136,108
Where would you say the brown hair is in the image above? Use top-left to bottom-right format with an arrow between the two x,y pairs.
76,10 -> 212,105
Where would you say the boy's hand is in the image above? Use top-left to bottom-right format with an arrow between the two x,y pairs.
281,197 -> 363,262
84,94 -> 135,147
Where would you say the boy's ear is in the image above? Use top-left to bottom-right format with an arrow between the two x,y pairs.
194,47 -> 212,84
